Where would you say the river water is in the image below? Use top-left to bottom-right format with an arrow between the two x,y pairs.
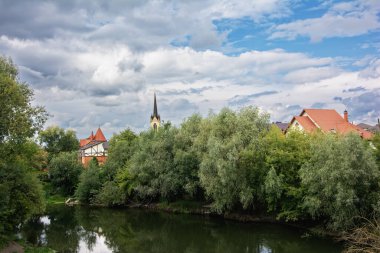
20,205 -> 342,253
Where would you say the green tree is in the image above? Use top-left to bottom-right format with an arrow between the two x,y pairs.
104,128 -> 137,180
126,123 -> 179,201
0,150 -> 45,233
300,134 -> 380,231
49,152 -> 83,196
263,126 -> 312,221
0,56 -> 47,233
39,126 -> 79,161
198,107 -> 270,212
0,57 -> 47,144
76,159 -> 102,204
173,114 -> 203,198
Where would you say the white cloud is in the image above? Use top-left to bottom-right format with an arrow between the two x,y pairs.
270,0 -> 380,42
0,1 -> 379,137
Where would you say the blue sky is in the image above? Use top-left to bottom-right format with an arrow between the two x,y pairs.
0,0 -> 379,138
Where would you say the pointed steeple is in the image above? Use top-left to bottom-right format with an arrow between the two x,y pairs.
151,93 -> 160,120
153,93 -> 158,118
150,93 -> 161,130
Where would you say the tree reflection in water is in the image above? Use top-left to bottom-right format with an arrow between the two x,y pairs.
20,205 -> 342,253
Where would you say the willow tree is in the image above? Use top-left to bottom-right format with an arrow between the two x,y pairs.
198,107 -> 270,212
300,134 -> 380,231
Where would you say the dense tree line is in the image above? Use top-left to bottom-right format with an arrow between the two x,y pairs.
75,107 -> 380,232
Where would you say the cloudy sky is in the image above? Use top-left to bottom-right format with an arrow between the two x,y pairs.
1,0 -> 379,138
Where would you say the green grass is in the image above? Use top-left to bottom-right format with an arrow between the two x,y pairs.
46,194 -> 66,205
42,182 -> 67,205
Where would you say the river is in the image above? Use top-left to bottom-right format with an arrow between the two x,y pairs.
19,205 -> 342,253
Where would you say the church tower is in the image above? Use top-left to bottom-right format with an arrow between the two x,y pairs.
150,93 -> 161,130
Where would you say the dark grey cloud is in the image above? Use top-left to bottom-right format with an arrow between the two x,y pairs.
311,102 -> 326,109
269,103 -> 302,123
0,0 -> 93,39
342,89 -> 380,124
229,91 -> 278,106
159,98 -> 199,125
161,86 -> 213,96
286,105 -> 302,111
343,86 -> 366,93
333,96 -> 342,101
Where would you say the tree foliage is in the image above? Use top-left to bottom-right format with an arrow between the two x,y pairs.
39,126 -> 79,160
0,151 -> 45,233
127,123 -> 179,201
198,107 -> 270,212
300,134 -> 380,230
76,159 -> 102,204
263,126 -> 312,221
49,152 -> 83,196
0,56 -> 47,144
0,56 -> 47,233
104,129 -> 137,180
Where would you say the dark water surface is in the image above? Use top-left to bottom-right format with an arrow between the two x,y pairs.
20,205 -> 342,253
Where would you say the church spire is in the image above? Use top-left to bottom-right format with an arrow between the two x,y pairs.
150,92 -> 161,130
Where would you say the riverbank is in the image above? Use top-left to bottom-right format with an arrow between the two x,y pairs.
120,200 -> 339,238
63,196 -> 343,240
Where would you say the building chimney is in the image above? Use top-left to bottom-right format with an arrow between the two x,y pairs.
344,110 -> 348,122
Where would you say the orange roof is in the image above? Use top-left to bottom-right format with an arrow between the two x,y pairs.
293,116 -> 318,132
336,123 -> 373,139
301,109 -> 345,132
79,139 -> 91,147
79,128 -> 107,147
287,109 -> 373,140
94,128 -> 107,142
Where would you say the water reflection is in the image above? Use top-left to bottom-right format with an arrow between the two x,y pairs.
20,205 -> 342,253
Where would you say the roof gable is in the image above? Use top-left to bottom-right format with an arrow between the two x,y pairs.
302,109 -> 345,132
294,116 -> 318,132
94,128 -> 107,142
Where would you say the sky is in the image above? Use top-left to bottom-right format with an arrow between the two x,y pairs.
0,0 -> 379,138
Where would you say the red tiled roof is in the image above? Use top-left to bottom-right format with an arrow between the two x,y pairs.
79,128 -> 107,147
302,109 -> 344,132
94,128 -> 107,142
79,139 -> 91,147
287,109 -> 373,140
294,116 -> 318,132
